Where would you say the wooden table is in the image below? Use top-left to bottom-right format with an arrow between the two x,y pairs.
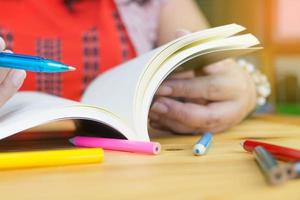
0,116 -> 300,200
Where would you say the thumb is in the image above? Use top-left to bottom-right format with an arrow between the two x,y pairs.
203,59 -> 235,75
175,29 -> 191,38
0,37 -> 6,52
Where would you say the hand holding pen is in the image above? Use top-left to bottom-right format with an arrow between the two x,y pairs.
0,37 -> 75,108
0,37 -> 26,108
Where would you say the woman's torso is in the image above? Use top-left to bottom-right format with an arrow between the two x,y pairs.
0,0 -> 163,100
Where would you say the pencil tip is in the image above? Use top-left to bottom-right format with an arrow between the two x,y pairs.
69,138 -> 75,144
240,141 -> 245,147
68,66 -> 76,71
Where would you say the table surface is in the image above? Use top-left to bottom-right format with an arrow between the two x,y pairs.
1,115 -> 300,200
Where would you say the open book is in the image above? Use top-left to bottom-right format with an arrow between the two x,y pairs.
0,24 -> 261,141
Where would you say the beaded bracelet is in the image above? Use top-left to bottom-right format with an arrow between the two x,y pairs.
237,59 -> 271,106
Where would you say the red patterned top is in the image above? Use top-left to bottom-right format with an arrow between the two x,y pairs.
0,0 -> 136,100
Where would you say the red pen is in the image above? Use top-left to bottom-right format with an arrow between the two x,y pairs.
241,140 -> 300,162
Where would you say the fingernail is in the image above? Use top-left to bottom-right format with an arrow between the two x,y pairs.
158,85 -> 172,95
150,122 -> 162,129
175,29 -> 190,38
3,49 -> 13,53
149,112 -> 160,121
151,102 -> 168,114
0,37 -> 6,51
9,70 -> 26,87
205,62 -> 226,74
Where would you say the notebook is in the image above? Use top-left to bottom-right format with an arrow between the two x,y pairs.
0,24 -> 261,141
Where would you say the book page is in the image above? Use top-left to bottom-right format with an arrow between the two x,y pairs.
0,92 -> 136,140
134,34 -> 261,134
82,50 -> 158,140
0,24 -> 258,142
136,47 -> 261,134
82,24 -> 247,138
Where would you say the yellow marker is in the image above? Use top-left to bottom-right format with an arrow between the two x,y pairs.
0,148 -> 103,170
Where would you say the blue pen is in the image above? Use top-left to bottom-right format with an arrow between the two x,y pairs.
193,132 -> 213,156
0,52 -> 75,73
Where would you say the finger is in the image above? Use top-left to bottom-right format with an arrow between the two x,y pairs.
153,114 -> 231,134
149,110 -> 195,134
0,68 -> 11,83
188,97 -> 209,105
168,70 -> 195,80
0,50 -> 14,83
3,49 -> 13,53
149,121 -> 164,130
157,71 -> 196,96
158,61 -> 237,98
149,111 -> 160,121
0,69 -> 26,107
175,29 -> 191,38
194,122 -> 232,134
157,75 -> 240,100
155,112 -> 234,134
148,122 -> 174,136
151,117 -> 195,134
0,37 -> 6,52
203,59 -> 235,75
151,97 -> 243,132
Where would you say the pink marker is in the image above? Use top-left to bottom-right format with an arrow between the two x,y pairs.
69,136 -> 161,155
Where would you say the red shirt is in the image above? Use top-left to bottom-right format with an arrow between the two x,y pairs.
0,0 -> 136,100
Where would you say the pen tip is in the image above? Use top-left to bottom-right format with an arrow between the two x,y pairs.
68,66 -> 76,71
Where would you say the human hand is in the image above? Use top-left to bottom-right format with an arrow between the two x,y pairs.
0,37 -> 26,107
149,58 -> 257,134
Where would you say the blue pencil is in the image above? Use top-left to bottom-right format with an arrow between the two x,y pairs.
193,132 -> 213,156
0,52 -> 75,73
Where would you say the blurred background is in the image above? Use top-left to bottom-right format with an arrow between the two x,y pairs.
197,0 -> 300,115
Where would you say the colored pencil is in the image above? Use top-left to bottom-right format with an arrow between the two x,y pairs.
253,146 -> 287,185
193,132 -> 213,156
70,136 -> 161,155
0,148 -> 103,170
242,140 -> 300,162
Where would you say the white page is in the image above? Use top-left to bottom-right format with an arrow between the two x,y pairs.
82,50 -> 158,140
136,48 -> 261,134
82,24 -> 247,139
134,34 -> 260,134
0,24 -> 256,142
134,24 -> 246,112
0,92 -> 136,140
